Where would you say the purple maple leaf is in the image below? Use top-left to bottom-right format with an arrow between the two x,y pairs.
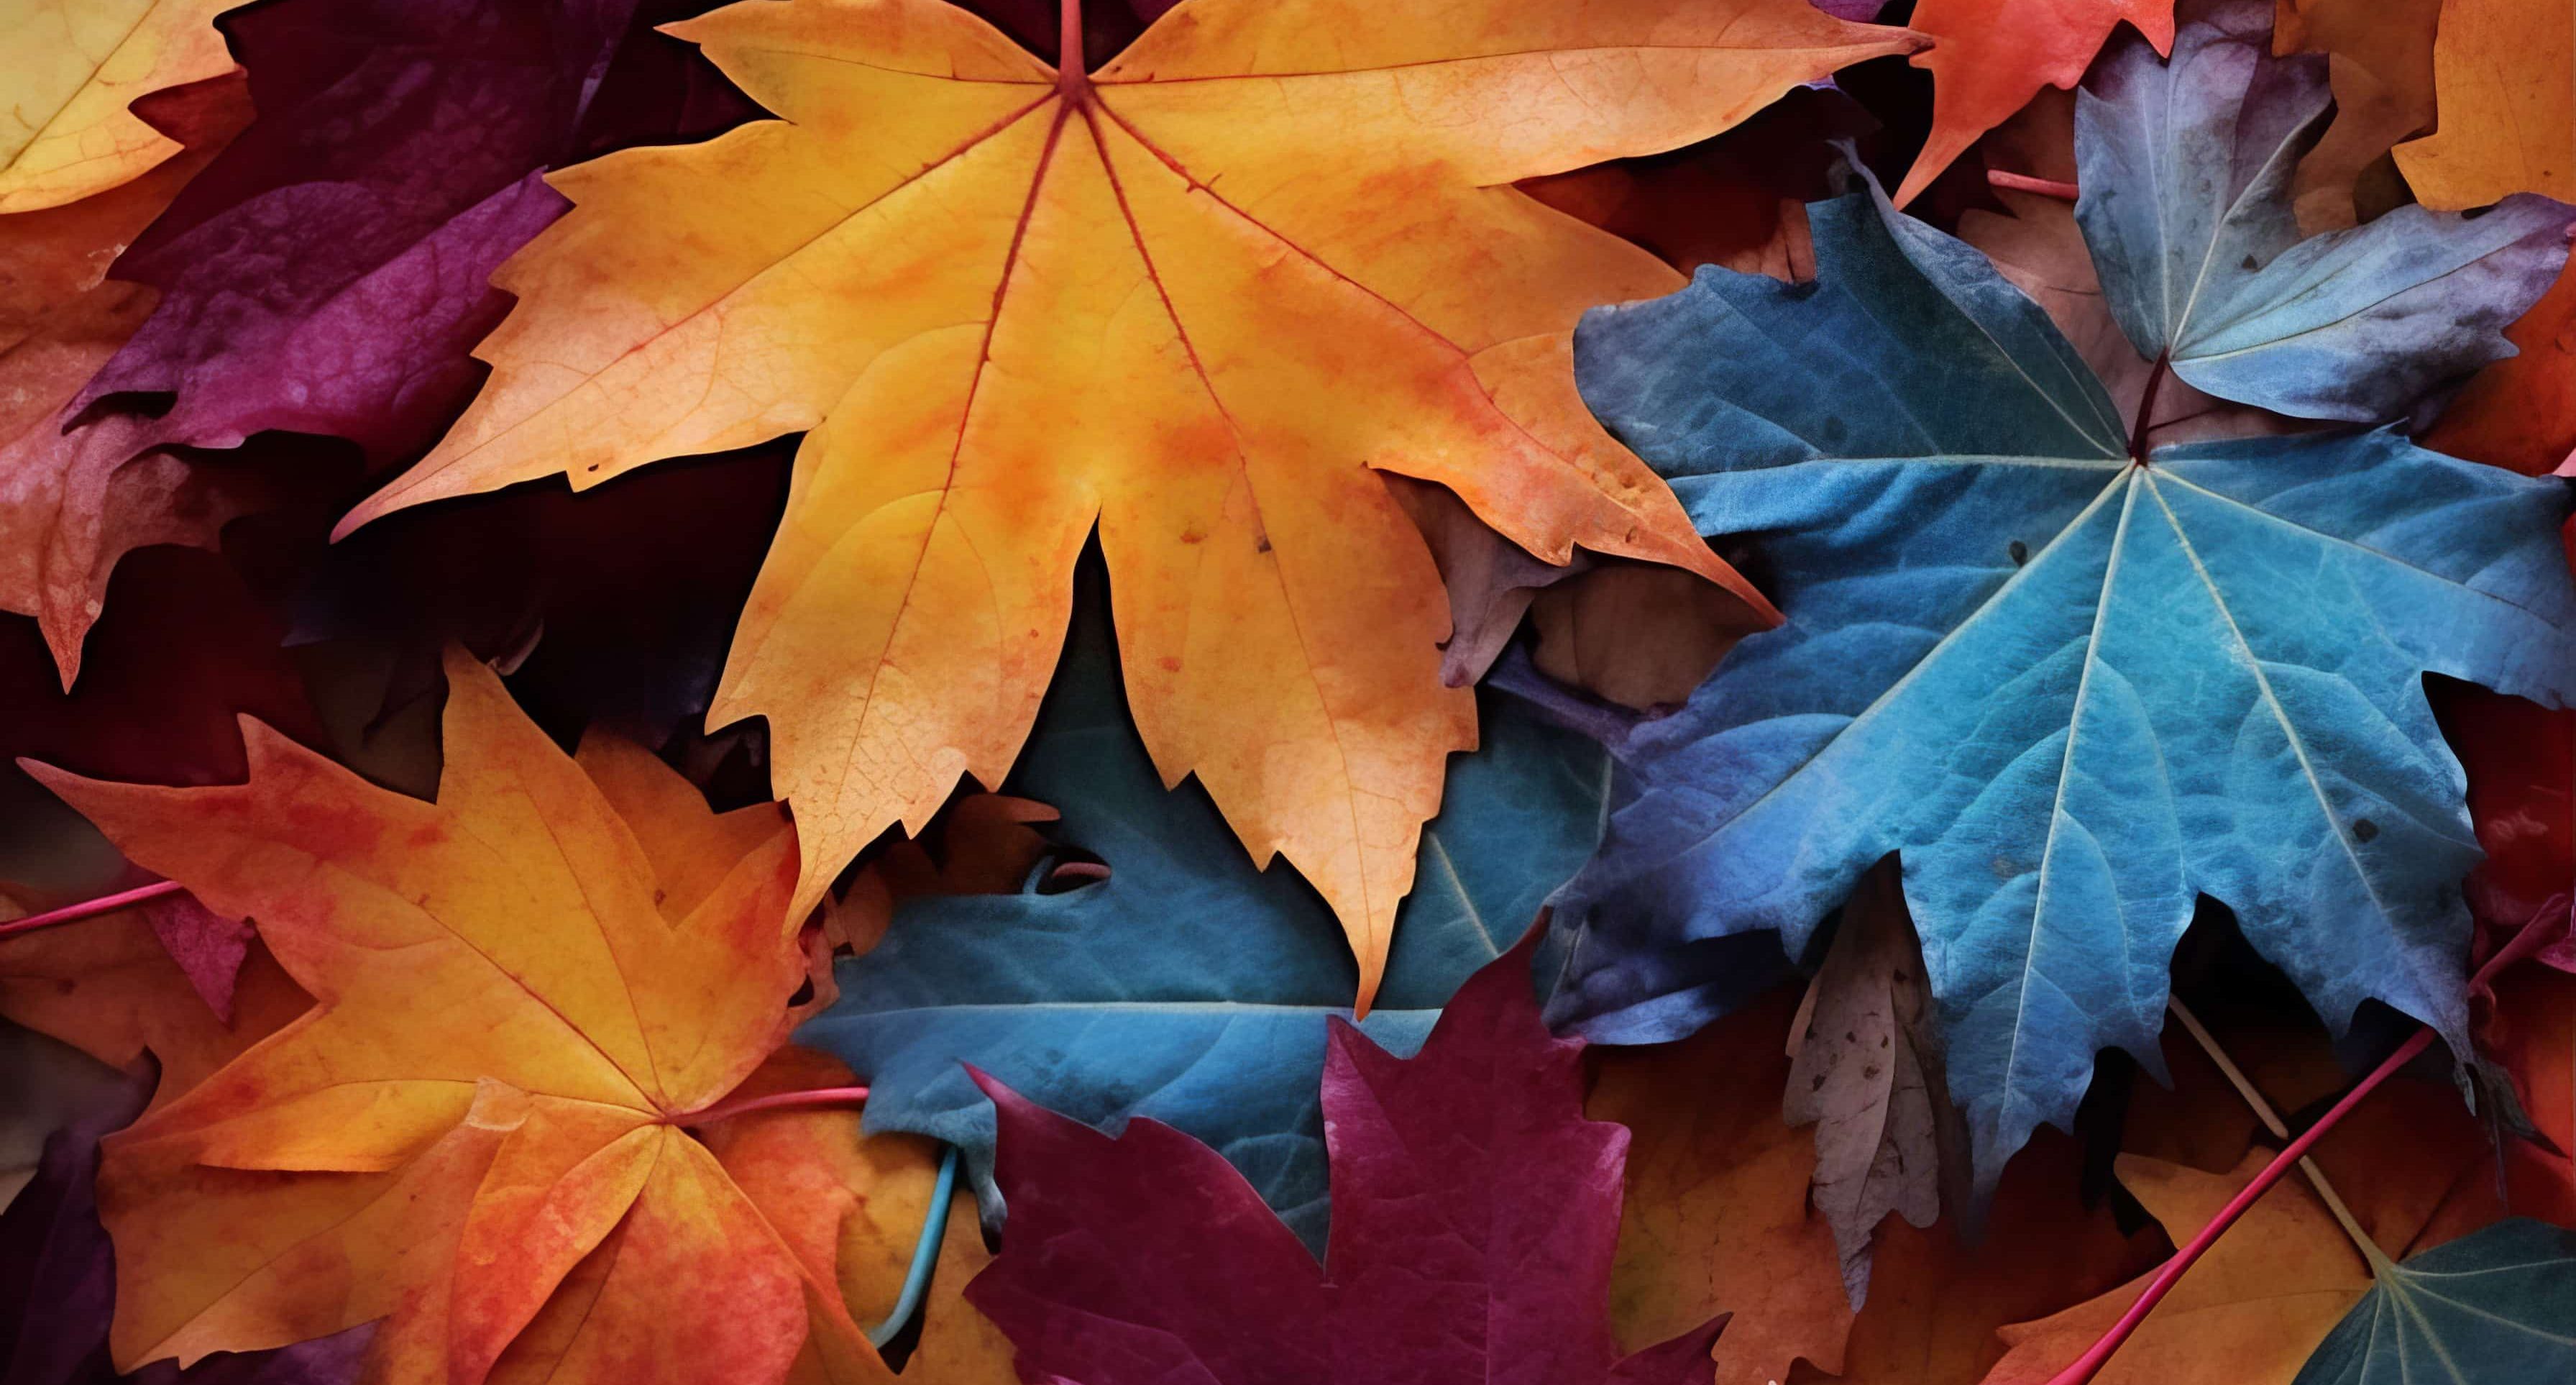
74,0 -> 754,465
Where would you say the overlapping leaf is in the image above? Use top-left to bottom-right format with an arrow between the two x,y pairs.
1590,988 -> 1855,1385
2270,0 -> 2441,231
23,652 -> 904,1385
74,0 -> 753,466
334,0 -> 1928,1003
0,0 -> 237,214
2394,0 -> 2575,209
3,0 -> 756,683
1783,864 -> 1964,1307
0,1065 -> 375,1385
2293,1220 -> 2576,1385
1554,150 -> 2576,1189
1894,0 -> 2173,206
963,935 -> 1727,1384
2076,0 -> 2570,423
1989,1061 -> 2576,1385
798,567 -> 1611,1248
0,78 -> 262,680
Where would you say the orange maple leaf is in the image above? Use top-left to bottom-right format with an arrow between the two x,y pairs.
24,651 -> 905,1385
1894,0 -> 2174,207
337,0 -> 1922,1007
2394,0 -> 2575,209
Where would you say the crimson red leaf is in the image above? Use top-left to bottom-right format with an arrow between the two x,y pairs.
964,934 -> 1724,1384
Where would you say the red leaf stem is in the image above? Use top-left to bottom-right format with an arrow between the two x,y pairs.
1987,169 -> 2081,201
2046,915 -> 2556,1384
0,879 -> 186,943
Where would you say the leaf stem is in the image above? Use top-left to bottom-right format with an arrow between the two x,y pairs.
1058,0 -> 1088,98
677,1085 -> 870,1127
868,1146 -> 961,1348
2127,351 -> 2170,464
0,879 -> 185,943
2043,1026 -> 2435,1385
2052,917 -> 2553,1384
2163,996 -> 2392,1274
1988,169 -> 2081,201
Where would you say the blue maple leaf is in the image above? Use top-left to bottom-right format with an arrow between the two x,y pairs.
1553,12 -> 2576,1191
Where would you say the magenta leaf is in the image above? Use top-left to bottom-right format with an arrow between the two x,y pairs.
134,889 -> 252,1025
965,933 -> 1725,1384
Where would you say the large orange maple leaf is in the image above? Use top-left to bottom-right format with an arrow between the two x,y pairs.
24,651 -> 906,1385
337,0 -> 1920,1006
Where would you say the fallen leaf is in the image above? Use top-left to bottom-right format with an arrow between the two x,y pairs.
335,0 -> 1923,1005
963,933 -> 1728,1384
2077,0 -> 2570,423
0,890 -> 307,1113
1982,1152 -> 2376,1385
1591,988 -> 1854,1385
2293,1218 -> 2576,1385
1521,86 -> 1875,283
1555,151 -> 2576,1192
685,1046 -> 955,1371
1893,0 -> 2174,206
1805,1128 -> 2161,1385
799,568 -> 1610,1248
2484,966 -> 2573,1162
2270,0 -> 2442,231
73,0 -> 756,468
1383,472 -> 1592,690
0,1062 -> 377,1385
24,649 -> 898,1385
1528,564 -> 1774,712
1958,187 -> 2301,449
0,0 -> 237,214
0,77 -> 265,682
1988,1069 -> 2576,1385
1983,982 -> 2575,1385
2434,684 -> 2575,956
1784,864 -> 1965,1309
132,890 -> 249,1024
2425,257 -> 2576,477
2394,0 -> 2576,209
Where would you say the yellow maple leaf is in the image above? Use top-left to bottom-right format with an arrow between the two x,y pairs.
0,0 -> 239,214
336,0 -> 1919,1007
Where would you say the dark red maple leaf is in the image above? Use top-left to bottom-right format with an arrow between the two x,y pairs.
965,933 -> 1728,1385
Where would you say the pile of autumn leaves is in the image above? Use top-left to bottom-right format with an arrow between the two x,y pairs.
2,0 -> 2575,1383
